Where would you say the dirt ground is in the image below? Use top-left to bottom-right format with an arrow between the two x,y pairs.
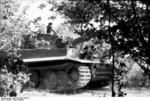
18,87 -> 150,97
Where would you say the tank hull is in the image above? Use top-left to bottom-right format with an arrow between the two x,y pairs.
18,49 -> 111,91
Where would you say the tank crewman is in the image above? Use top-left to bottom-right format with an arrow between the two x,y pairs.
46,22 -> 56,36
47,22 -> 52,34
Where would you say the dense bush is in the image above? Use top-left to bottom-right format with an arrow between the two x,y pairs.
0,52 -> 30,97
123,63 -> 150,87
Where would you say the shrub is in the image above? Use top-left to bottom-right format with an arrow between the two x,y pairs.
0,53 -> 30,97
123,63 -> 150,87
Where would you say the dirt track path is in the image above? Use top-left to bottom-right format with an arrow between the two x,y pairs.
19,87 -> 150,97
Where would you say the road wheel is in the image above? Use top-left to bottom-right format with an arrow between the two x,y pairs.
57,71 -> 69,91
30,70 -> 40,88
70,69 -> 79,83
42,71 -> 58,90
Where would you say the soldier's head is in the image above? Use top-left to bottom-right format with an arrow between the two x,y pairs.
48,22 -> 52,27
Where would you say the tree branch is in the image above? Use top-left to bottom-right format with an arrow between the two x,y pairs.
131,0 -> 137,18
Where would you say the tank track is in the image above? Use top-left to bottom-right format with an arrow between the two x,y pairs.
30,62 -> 91,92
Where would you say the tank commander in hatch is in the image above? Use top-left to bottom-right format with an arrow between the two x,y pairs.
47,22 -> 56,36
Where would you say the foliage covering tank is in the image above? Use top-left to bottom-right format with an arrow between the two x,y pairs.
18,32 -> 112,91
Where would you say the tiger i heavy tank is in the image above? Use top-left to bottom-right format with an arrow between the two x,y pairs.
18,32 -> 111,91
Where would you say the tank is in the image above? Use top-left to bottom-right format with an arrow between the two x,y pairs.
17,33 -> 112,91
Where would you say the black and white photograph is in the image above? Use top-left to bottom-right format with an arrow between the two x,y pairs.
0,0 -> 150,99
